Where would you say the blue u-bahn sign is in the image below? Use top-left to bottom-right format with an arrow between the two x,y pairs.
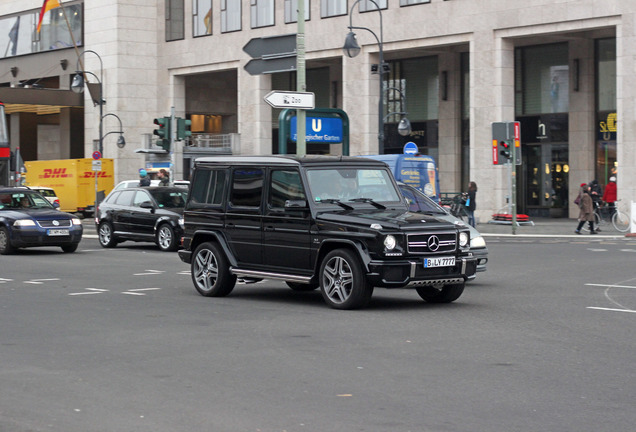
290,116 -> 344,143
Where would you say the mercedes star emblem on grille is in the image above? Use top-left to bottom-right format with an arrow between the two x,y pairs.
427,235 -> 440,251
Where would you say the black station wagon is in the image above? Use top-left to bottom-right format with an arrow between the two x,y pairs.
178,156 -> 477,309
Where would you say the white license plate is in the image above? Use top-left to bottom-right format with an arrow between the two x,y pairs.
47,229 -> 69,236
423,256 -> 455,268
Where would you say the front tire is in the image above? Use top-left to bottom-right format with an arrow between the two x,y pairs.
416,283 -> 465,303
0,227 -> 16,255
98,222 -> 118,248
61,243 -> 79,253
156,223 -> 178,251
319,248 -> 373,310
612,211 -> 630,232
191,242 -> 236,297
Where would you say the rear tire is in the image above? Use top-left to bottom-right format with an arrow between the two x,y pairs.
612,211 -> 630,232
319,248 -> 373,310
416,283 -> 465,303
191,242 -> 236,297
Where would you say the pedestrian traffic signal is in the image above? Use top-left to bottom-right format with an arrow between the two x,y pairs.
153,117 -> 171,152
499,140 -> 511,160
176,117 -> 192,141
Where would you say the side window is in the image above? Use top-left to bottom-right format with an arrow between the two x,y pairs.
269,169 -> 305,208
104,191 -> 120,203
133,191 -> 152,207
115,190 -> 134,206
189,168 -> 227,206
230,167 -> 264,207
400,188 -> 419,212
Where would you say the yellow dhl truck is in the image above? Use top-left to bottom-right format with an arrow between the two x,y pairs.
24,158 -> 114,216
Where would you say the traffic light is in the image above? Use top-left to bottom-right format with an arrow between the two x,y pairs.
153,117 -> 171,152
176,117 -> 192,141
499,140 -> 511,160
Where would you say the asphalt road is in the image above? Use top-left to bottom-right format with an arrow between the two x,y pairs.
1,236 -> 634,432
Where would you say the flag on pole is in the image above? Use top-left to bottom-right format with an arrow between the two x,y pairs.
36,0 -> 61,33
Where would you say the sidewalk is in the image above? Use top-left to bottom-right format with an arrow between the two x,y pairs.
477,217 -> 634,238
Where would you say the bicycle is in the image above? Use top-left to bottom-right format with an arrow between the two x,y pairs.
582,199 -> 630,232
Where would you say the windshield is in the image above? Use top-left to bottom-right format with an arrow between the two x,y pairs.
0,192 -> 54,210
306,168 -> 402,204
150,189 -> 188,208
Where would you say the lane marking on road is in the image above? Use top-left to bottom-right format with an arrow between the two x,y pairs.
587,248 -> 608,252
122,288 -> 161,296
133,270 -> 165,276
587,307 -> 636,314
69,288 -> 109,296
619,249 -> 636,253
586,283 -> 636,289
0,278 -> 14,283
24,278 -> 60,284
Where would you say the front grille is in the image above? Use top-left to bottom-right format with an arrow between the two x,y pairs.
36,219 -> 72,228
407,231 -> 456,254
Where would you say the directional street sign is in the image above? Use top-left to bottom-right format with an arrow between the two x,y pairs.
243,34 -> 297,75
264,91 -> 315,109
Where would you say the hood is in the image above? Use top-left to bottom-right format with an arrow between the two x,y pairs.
1,208 -> 76,221
316,209 -> 459,231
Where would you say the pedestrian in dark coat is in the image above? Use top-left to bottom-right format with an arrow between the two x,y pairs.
575,185 -> 596,234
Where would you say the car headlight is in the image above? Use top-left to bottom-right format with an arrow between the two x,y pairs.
459,232 -> 469,248
72,218 -> 82,226
179,218 -> 184,228
13,219 -> 36,227
471,235 -> 486,248
383,235 -> 396,251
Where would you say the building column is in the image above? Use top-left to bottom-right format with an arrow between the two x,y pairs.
470,32 -> 515,222
617,15 -> 636,210
438,52 -> 461,194
568,39 -> 596,218
237,70 -> 272,155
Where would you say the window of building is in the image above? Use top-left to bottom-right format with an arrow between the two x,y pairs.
400,0 -> 431,5
321,0 -> 346,18
221,0 -> 241,32
595,38 -> 617,185
193,0 -> 212,37
515,43 -> 569,115
251,0 -> 274,28
166,0 -> 185,41
596,38 -> 616,112
359,0 -> 387,11
285,0 -> 310,23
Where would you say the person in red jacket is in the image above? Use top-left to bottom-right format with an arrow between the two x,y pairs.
602,176 -> 617,215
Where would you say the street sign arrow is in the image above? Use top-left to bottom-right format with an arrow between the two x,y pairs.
245,56 -> 296,76
243,34 -> 297,58
264,91 -> 315,109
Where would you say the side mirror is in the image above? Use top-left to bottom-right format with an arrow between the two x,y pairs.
140,201 -> 155,211
53,202 -> 60,209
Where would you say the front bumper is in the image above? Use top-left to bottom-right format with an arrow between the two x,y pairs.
366,256 -> 477,288
10,226 -> 83,248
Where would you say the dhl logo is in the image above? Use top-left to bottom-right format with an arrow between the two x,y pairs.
40,168 -> 71,179
80,171 -> 112,178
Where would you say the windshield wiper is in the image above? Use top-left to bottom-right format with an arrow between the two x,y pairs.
348,198 -> 386,209
317,198 -> 354,210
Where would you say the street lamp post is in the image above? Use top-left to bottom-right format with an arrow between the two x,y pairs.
343,0 -> 386,154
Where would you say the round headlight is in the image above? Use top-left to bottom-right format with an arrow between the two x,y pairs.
459,232 -> 469,247
72,218 -> 82,226
384,235 -> 396,250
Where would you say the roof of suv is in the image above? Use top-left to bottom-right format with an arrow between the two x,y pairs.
195,155 -> 389,168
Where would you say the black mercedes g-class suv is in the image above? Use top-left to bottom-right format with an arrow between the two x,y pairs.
178,156 -> 477,309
